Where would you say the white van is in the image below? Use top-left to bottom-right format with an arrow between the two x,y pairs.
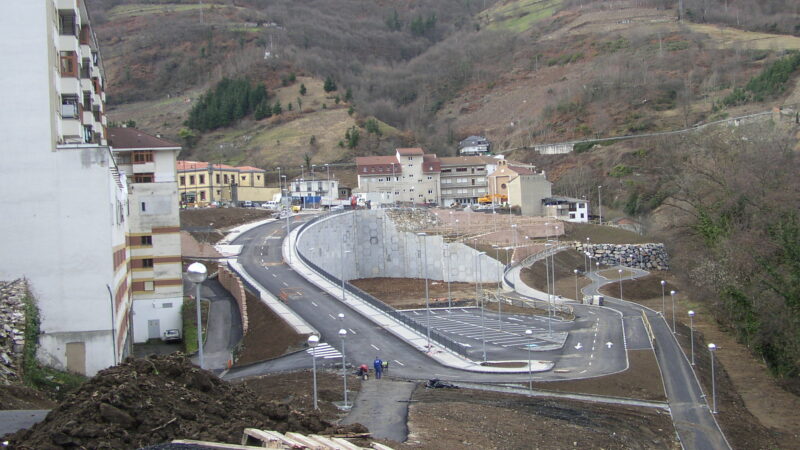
263,201 -> 279,210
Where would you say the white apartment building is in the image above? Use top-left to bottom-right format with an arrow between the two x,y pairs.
109,128 -> 183,343
289,173 -> 340,207
0,1 -> 130,375
355,148 -> 441,206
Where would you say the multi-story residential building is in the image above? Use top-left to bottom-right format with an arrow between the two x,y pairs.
177,161 -> 276,206
355,148 -> 441,206
108,128 -> 183,342
288,174 -> 340,207
543,196 -> 590,223
458,136 -> 491,155
0,1 -> 129,375
438,156 -> 492,206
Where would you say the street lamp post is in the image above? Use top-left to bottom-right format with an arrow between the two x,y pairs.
598,185 -> 603,225
492,245 -> 503,331
511,224 -> 518,264
660,280 -> 666,316
708,343 -> 717,413
444,244 -> 452,309
186,262 -> 208,369
340,240 -> 352,302
670,290 -> 677,333
688,310 -> 696,365
574,269 -> 580,302
339,328 -> 349,409
618,268 -> 623,301
476,251 -> 487,362
525,329 -> 533,392
307,334 -> 319,410
417,232 -> 432,350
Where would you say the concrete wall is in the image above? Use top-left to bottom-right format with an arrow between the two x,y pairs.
297,210 -> 502,283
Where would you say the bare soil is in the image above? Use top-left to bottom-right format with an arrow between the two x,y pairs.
180,208 -> 274,244
401,385 -> 678,450
2,355 -> 366,449
234,290 -> 307,366
0,385 -> 56,410
350,278 -> 479,308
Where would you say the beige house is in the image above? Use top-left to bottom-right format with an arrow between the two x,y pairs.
489,160 -> 551,216
178,161 -> 277,205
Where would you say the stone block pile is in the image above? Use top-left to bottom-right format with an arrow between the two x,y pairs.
574,243 -> 670,271
0,278 -> 28,383
386,208 -> 441,232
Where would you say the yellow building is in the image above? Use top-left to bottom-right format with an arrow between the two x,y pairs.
177,160 -> 276,206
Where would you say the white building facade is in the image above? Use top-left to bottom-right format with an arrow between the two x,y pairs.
355,148 -> 441,206
109,128 -> 183,343
0,1 -> 131,376
543,196 -> 590,223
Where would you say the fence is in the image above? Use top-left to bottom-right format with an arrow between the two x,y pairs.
295,211 -> 474,359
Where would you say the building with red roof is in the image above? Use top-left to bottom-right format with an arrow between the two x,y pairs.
356,148 -> 441,206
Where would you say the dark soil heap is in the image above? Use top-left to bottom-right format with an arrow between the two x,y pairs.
3,354 -> 365,449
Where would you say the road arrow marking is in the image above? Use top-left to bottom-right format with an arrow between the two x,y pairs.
574,342 -> 583,350
606,342 -> 613,348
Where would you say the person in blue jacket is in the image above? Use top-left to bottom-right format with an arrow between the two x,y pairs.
373,357 -> 383,379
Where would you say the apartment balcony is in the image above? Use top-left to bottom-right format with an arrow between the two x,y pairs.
57,35 -> 80,54
59,77 -> 80,96
56,0 -> 78,11
132,162 -> 156,174
59,119 -> 83,144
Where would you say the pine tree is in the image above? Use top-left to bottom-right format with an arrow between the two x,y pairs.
299,83 -> 307,95
324,76 -> 337,93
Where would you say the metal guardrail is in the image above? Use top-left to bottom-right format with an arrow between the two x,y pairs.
295,212 -> 474,359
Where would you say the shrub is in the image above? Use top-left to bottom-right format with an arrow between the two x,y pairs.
609,164 -> 634,178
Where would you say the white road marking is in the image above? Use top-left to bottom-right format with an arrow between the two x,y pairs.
371,344 -> 380,351
606,342 -> 614,348
508,317 -> 523,322
579,369 -> 587,374
393,360 -> 405,366
272,274 -> 277,278
282,281 -> 288,287
348,328 -> 356,335
328,314 -> 336,320
311,301 -> 318,307
574,343 -> 583,350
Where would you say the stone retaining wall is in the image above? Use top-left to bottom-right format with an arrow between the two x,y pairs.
0,279 -> 27,383
218,266 -> 248,335
573,243 -> 669,271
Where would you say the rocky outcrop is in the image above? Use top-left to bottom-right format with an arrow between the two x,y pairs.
0,279 -> 28,384
574,243 -> 670,271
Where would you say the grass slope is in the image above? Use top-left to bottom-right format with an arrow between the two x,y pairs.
488,0 -> 562,32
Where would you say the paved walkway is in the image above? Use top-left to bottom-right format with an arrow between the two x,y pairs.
187,276 -> 243,371
0,410 -> 49,436
341,378 -> 417,443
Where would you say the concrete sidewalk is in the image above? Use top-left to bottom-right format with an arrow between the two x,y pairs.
283,215 -> 553,374
341,379 -> 417,443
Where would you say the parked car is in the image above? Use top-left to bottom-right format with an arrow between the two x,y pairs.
163,329 -> 182,343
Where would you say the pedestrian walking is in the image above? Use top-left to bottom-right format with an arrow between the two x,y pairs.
373,357 -> 383,379
381,360 -> 389,373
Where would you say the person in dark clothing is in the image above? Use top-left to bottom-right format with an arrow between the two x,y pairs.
373,357 -> 383,379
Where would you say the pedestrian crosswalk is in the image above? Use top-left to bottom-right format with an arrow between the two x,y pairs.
306,342 -> 342,359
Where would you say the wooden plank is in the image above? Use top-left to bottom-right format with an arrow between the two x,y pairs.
172,439 -> 265,449
329,437 -> 364,450
285,432 -> 325,449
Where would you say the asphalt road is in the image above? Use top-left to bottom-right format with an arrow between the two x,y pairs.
225,217 -> 628,383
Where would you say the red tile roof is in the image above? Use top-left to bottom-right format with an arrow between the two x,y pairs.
108,127 -> 180,150
422,154 -> 441,173
355,156 -> 403,175
236,165 -> 265,172
177,160 -> 238,171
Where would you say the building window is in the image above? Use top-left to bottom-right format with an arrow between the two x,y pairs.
180,176 -> 185,186
142,258 -> 154,268
140,236 -> 153,246
80,58 -> 91,78
133,151 -> 153,163
133,173 -> 154,183
215,174 -> 220,184
59,51 -> 78,77
141,202 -> 146,212
189,175 -> 195,185
198,174 -> 205,184
456,168 -> 468,172
82,91 -> 92,110
428,190 -> 433,194
200,191 -> 206,201
59,12 -> 77,35
143,281 -> 154,291
257,175 -> 261,181
61,95 -> 79,118
242,175 -> 247,181
224,175 -> 229,184
216,190 -> 221,195
427,176 -> 432,180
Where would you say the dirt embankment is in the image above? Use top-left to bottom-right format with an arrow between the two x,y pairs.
3,355 -> 365,449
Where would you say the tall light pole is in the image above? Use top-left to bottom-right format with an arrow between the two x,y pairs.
511,224 -> 518,264
597,185 -> 603,225
574,269 -> 580,302
670,290 -> 677,333
492,244 -> 503,331
476,251 -> 487,362
660,280 -> 666,316
186,262 -> 208,369
339,329 -> 349,409
277,166 -> 282,192
282,175 -> 291,263
444,244 -> 452,309
340,240 -> 351,302
525,329 -> 533,392
325,163 -> 331,206
417,232 -> 431,350
708,343 -> 717,413
688,310 -> 696,365
307,334 -> 319,410
618,268 -> 623,301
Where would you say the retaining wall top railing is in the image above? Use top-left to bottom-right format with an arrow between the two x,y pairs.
295,211 -> 474,359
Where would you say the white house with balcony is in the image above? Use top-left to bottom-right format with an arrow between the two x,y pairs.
543,196 -> 590,223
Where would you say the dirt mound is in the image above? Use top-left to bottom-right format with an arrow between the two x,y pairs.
3,354 -> 365,449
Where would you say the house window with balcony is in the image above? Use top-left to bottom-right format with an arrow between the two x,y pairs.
59,12 -> 77,36
80,58 -> 91,78
134,173 -> 154,183
133,151 -> 153,163
59,52 -> 78,77
60,95 -> 79,119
